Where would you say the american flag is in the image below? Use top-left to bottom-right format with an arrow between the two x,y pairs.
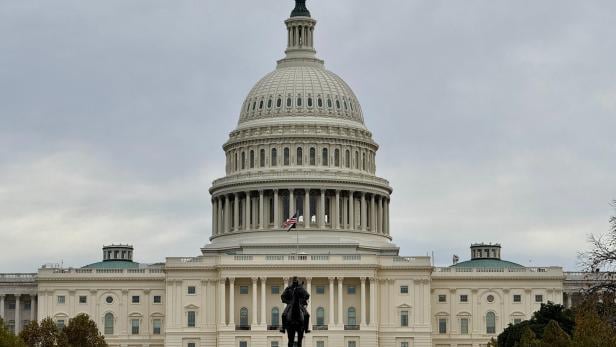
282,212 -> 298,231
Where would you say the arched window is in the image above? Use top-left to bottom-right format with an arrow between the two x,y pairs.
309,148 -> 316,166
104,313 -> 114,335
234,153 -> 238,171
260,149 -> 265,167
252,101 -> 256,110
283,147 -> 290,166
241,152 -> 246,170
350,101 -> 354,111
322,148 -> 328,166
327,98 -> 332,108
271,307 -> 280,326
486,312 -> 496,334
250,150 -> 255,168
307,97 -> 313,107
345,150 -> 350,168
271,148 -> 278,167
362,153 -> 366,170
287,97 -> 292,107
354,151 -> 359,169
259,100 -> 263,110
267,98 -> 272,108
316,307 -> 325,326
240,307 -> 249,327
296,147 -> 303,165
318,97 -> 323,107
347,307 -> 357,325
277,98 -> 282,108
297,96 -> 302,107
336,100 -> 341,109
334,149 -> 340,167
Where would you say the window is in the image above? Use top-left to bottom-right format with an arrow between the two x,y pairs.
57,296 -> 65,304
105,296 -> 113,304
241,152 -> 246,170
307,97 -> 313,107
317,341 -> 325,347
277,98 -> 282,108
240,307 -> 249,326
153,319 -> 161,334
187,311 -> 196,327
24,301 -> 31,310
187,286 -> 196,295
327,98 -> 332,108
240,342 -> 248,347
250,150 -> 255,168
271,148 -> 278,166
132,295 -> 140,304
309,147 -> 316,165
188,343 -> 196,347
438,294 -> 447,303
401,343 -> 409,347
104,313 -> 114,335
287,97 -> 292,107
153,295 -> 162,304
316,286 -> 325,294
362,152 -> 366,170
260,149 -> 266,167
336,100 -> 341,109
400,310 -> 409,326
354,151 -> 359,169
317,98 -> 323,107
316,307 -> 325,326
348,342 -> 356,347
271,342 -> 279,347
271,286 -> 280,295
460,294 -> 468,302
267,98 -> 272,108
259,100 -> 263,110
486,312 -> 496,334
297,96 -> 302,107
334,149 -> 340,167
283,147 -> 290,166
514,318 -> 522,324
56,319 -> 65,330
347,307 -> 357,325
7,320 -> 14,334
79,296 -> 87,304
535,295 -> 543,303
345,150 -> 350,168
513,294 -> 521,303
322,148 -> 328,166
400,285 -> 409,294
271,307 -> 280,326
461,318 -> 469,334
8,302 -> 15,310
347,286 -> 356,295
438,318 -> 447,334
131,319 -> 139,334
240,286 -> 249,295
296,147 -> 303,165
487,294 -> 495,303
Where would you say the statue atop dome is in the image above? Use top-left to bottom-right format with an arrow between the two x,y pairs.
291,0 -> 311,18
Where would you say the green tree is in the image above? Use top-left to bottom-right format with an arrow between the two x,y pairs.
18,320 -> 40,347
540,320 -> 570,347
518,325 -> 540,347
0,318 -> 26,347
38,317 -> 63,347
63,314 -> 106,347
572,299 -> 616,347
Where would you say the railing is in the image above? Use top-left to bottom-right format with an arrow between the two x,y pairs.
267,325 -> 280,331
166,254 -> 432,267
0,273 -> 37,282
343,255 -> 361,261
433,267 -> 563,276
235,325 -> 251,331
344,324 -> 360,330
312,325 -> 328,331
39,268 -> 165,276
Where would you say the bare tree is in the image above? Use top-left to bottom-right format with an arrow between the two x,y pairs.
579,200 -> 616,293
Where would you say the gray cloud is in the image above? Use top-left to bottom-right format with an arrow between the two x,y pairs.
1,0 -> 614,271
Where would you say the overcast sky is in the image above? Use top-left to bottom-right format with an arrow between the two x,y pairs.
1,0 -> 615,272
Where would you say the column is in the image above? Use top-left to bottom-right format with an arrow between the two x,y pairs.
30,295 -> 36,322
384,198 -> 389,235
360,277 -> 367,326
378,196 -> 384,234
0,295 -> 4,319
273,189 -> 280,229
15,295 -> 21,333
337,278 -> 344,326
219,279 -> 226,325
212,198 -> 218,236
245,192 -> 251,231
218,197 -> 223,235
348,191 -> 354,229
306,278 -> 312,321
229,278 -> 235,326
369,278 -> 376,326
370,194 -> 376,232
224,195 -> 231,233
233,193 -> 240,232
289,189 -> 295,216
319,189 -> 326,228
335,190 -> 341,229
304,189 -> 310,228
260,278 -> 267,326
259,190 -> 265,230
328,277 -> 335,326
360,193 -> 367,231
251,278 -> 258,326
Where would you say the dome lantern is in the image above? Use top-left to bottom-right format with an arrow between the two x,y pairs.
279,0 -> 322,68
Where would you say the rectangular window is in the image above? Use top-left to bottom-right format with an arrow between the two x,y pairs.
79,296 -> 87,304
348,341 -> 357,347
401,343 -> 409,347
316,342 -> 325,347
316,286 -> 325,295
460,318 -> 469,334
188,343 -> 196,347
8,302 -> 15,310
187,286 -> 196,295
400,285 -> 409,294
187,311 -> 196,327
7,320 -> 15,334
535,295 -> 543,303
400,310 -> 409,327
153,319 -> 161,334
347,286 -> 356,295
271,286 -> 280,295
460,294 -> 468,302
57,296 -> 65,304
56,319 -> 65,330
514,318 -> 522,324
23,320 -> 30,328
24,301 -> 32,310
239,342 -> 248,347
131,295 -> 140,304
438,318 -> 447,334
271,342 -> 279,347
438,294 -> 446,303
513,294 -> 521,303
131,319 -> 139,335
153,295 -> 162,303
240,286 -> 249,295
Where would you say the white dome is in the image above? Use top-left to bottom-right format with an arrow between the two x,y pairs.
239,65 -> 365,125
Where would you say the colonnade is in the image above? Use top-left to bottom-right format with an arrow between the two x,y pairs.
211,189 -> 390,236
0,294 -> 37,334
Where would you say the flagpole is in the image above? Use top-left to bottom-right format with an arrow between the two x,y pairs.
296,210 -> 299,254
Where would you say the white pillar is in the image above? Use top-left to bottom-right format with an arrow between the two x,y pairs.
273,189 -> 280,229
360,193 -> 367,231
360,277 -> 367,326
369,278 -> 376,326
328,277 -> 335,326
224,195 -> 231,233
229,278 -> 235,326
289,189 -> 295,217
245,192 -> 251,231
378,196 -> 384,234
15,295 -> 21,333
335,190 -> 341,229
30,295 -> 36,322
233,193 -> 240,232
219,279 -> 226,326
370,194 -> 376,232
304,189 -> 310,228
251,277 -> 258,326
337,277 -> 344,326
319,189 -> 326,228
384,198 -> 389,235
212,198 -> 218,236
348,191 -> 354,229
218,197 -> 223,235
0,295 -> 4,319
260,278 -> 267,326
259,190 -> 265,230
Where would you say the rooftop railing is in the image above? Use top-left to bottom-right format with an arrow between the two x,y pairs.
0,273 -> 37,281
433,267 -> 563,276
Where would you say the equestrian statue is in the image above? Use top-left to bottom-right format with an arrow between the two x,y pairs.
280,276 -> 311,347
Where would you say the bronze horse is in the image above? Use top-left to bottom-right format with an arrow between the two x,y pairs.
281,277 -> 310,347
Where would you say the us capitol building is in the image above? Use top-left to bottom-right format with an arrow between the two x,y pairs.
0,1 -> 591,347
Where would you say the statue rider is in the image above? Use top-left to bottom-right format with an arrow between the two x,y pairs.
280,276 -> 311,334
